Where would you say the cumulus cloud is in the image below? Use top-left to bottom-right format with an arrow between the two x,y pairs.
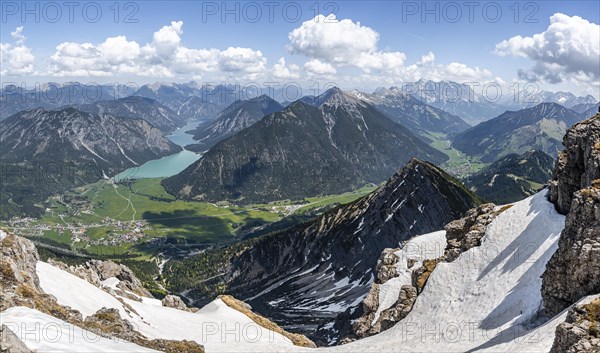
304,59 -> 337,75
288,15 -> 406,73
11,26 -> 26,45
288,15 -> 379,64
495,13 -> 600,83
272,57 -> 300,79
376,51 -> 492,83
288,15 -> 491,83
1,27 -> 35,76
46,21 -> 267,78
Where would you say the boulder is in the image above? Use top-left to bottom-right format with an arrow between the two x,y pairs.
162,295 -> 188,311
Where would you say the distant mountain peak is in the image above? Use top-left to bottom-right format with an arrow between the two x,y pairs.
248,94 -> 275,103
315,87 -> 363,107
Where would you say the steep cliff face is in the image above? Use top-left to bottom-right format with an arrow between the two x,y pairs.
543,186 -> 600,317
549,114 -> 600,214
543,114 -> 600,316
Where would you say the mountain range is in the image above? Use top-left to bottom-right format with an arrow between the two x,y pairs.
452,102 -> 582,162
75,96 -> 185,133
0,107 -> 180,218
351,87 -> 471,138
134,82 -> 262,120
162,88 -> 448,204
407,79 -> 597,125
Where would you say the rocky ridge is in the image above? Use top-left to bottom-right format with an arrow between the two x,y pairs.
543,114 -> 600,316
47,258 -> 153,298
0,230 -> 205,353
543,114 -> 600,351
549,114 -> 600,214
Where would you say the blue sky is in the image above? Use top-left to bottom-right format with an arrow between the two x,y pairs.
1,1 -> 599,98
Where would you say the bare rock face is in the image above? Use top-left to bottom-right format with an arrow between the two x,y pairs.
542,186 -> 600,317
543,114 -> 600,318
0,232 -> 83,323
376,248 -> 401,282
162,295 -> 188,311
550,298 -> 600,353
0,324 -> 32,353
0,232 -> 40,292
549,114 -> 600,215
444,203 -> 498,262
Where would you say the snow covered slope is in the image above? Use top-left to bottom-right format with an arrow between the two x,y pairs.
35,260 -> 299,352
1,307 -> 160,352
372,230 -> 447,325
329,191 -> 566,352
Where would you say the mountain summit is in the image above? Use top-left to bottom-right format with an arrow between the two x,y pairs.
163,88 -> 448,203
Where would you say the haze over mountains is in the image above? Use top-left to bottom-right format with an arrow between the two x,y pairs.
162,88 -> 448,203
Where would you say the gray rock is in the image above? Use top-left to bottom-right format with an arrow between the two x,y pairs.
549,114 -> 600,215
0,324 -> 32,353
542,187 -> 600,316
162,295 -> 188,311
49,259 -> 153,298
550,299 -> 600,353
444,203 -> 498,262
376,249 -> 400,283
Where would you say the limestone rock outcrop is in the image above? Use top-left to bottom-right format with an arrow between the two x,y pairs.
543,115 -> 600,317
162,295 -> 189,311
550,298 -> 600,353
0,324 -> 32,353
444,203 -> 498,262
549,114 -> 600,214
48,259 -> 152,298
542,186 -> 600,317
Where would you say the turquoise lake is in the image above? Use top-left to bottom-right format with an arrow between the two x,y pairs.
113,119 -> 205,180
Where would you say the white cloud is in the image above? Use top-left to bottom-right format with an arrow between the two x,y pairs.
288,15 -> 406,73
288,15 -> 379,63
304,59 -> 337,75
417,52 -> 435,65
46,21 -> 267,78
272,57 -> 300,79
11,26 -> 26,45
495,13 -> 600,84
1,27 -> 35,76
287,15 -> 490,83
218,47 -> 266,73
